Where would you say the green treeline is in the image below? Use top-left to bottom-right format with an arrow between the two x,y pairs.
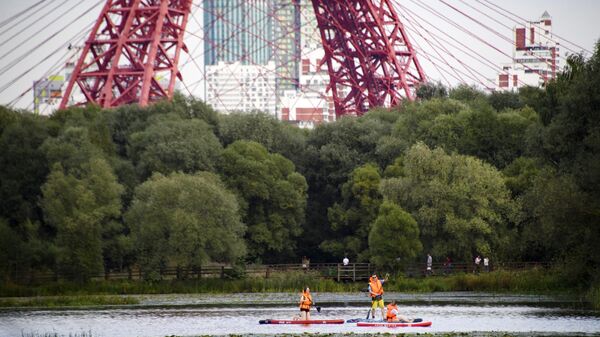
1,43 -> 599,294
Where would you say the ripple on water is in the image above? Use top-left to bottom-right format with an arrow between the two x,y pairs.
1,292 -> 599,337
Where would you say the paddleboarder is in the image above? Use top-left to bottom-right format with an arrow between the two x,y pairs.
299,287 -> 313,320
368,273 -> 387,320
386,300 -> 413,322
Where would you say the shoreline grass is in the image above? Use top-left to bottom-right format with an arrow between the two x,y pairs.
0,295 -> 139,308
0,269 -> 587,307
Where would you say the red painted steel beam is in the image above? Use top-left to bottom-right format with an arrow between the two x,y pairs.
60,0 -> 192,109
311,0 -> 426,117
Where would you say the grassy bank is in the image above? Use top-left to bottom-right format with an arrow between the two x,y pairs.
0,271 -> 354,297
0,295 -> 139,308
585,283 -> 600,310
387,268 -> 574,293
0,268 -> 580,300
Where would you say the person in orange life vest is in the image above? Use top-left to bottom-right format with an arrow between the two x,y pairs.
299,287 -> 314,320
368,273 -> 387,319
386,300 -> 413,322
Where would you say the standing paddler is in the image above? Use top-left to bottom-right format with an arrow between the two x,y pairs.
299,287 -> 313,320
368,273 -> 387,320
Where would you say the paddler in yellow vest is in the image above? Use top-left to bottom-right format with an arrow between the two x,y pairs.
368,273 -> 387,320
299,287 -> 313,320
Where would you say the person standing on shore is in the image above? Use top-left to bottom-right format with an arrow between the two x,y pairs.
426,253 -> 433,276
474,255 -> 481,274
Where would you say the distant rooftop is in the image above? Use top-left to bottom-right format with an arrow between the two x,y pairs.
541,10 -> 551,19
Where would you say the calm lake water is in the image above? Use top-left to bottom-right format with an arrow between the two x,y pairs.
1,292 -> 599,336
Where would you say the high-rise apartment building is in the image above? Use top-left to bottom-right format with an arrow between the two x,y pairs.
202,0 -> 333,127
203,0 -> 301,117
496,11 -> 560,91
272,0 -> 301,91
205,61 -> 277,115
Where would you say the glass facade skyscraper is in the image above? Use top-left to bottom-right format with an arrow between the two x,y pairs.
203,0 -> 274,65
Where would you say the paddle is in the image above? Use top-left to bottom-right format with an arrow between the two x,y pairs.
313,305 -> 321,313
366,308 -> 371,319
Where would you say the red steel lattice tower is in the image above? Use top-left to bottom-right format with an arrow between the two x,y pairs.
59,0 -> 192,109
311,0 -> 426,116
61,0 -> 424,117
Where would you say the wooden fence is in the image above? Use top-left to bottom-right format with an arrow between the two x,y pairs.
7,261 -> 551,283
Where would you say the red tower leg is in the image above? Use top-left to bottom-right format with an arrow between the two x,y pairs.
59,0 -> 192,109
310,0 -> 426,117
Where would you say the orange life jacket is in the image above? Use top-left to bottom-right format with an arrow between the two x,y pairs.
386,303 -> 398,321
369,277 -> 383,298
299,291 -> 312,310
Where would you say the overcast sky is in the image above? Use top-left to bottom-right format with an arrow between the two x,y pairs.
0,0 -> 598,112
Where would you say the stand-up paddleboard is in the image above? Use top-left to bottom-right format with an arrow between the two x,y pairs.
356,320 -> 432,327
259,319 -> 344,324
347,318 -> 423,323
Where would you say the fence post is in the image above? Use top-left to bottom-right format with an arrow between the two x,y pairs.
337,264 -> 340,282
353,263 -> 356,281
266,266 -> 270,278
221,266 -> 225,279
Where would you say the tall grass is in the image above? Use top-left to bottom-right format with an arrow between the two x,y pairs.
586,283 -> 600,309
0,268 -> 576,300
0,271 -> 357,297
0,295 -> 139,308
386,268 -> 573,294
21,331 -> 93,337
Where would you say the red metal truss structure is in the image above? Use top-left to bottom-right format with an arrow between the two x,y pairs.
59,0 -> 192,109
311,0 -> 426,116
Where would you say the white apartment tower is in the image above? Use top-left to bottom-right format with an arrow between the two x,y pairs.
205,61 -> 277,116
496,11 -> 560,91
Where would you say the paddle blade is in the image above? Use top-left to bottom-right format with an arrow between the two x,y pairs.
316,306 -> 321,313
413,318 -> 423,322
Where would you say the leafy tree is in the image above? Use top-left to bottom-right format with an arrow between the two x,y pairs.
128,114 -> 222,179
416,82 -> 448,100
368,201 -> 422,269
502,157 -> 546,197
301,116 -> 394,260
393,98 -> 467,154
522,171 -> 596,280
381,143 -> 517,262
50,105 -> 116,157
321,163 -> 382,261
41,127 -> 125,281
393,97 -> 538,169
126,172 -> 245,280
0,111 -> 51,225
487,91 -> 523,111
456,104 -> 538,168
219,141 -> 307,262
448,84 -> 487,102
218,112 -> 307,166
518,86 -> 551,123
0,218 -> 46,282
41,159 -> 124,282
521,43 -> 600,282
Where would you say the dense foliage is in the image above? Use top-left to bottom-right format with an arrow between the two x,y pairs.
1,42 -> 599,293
